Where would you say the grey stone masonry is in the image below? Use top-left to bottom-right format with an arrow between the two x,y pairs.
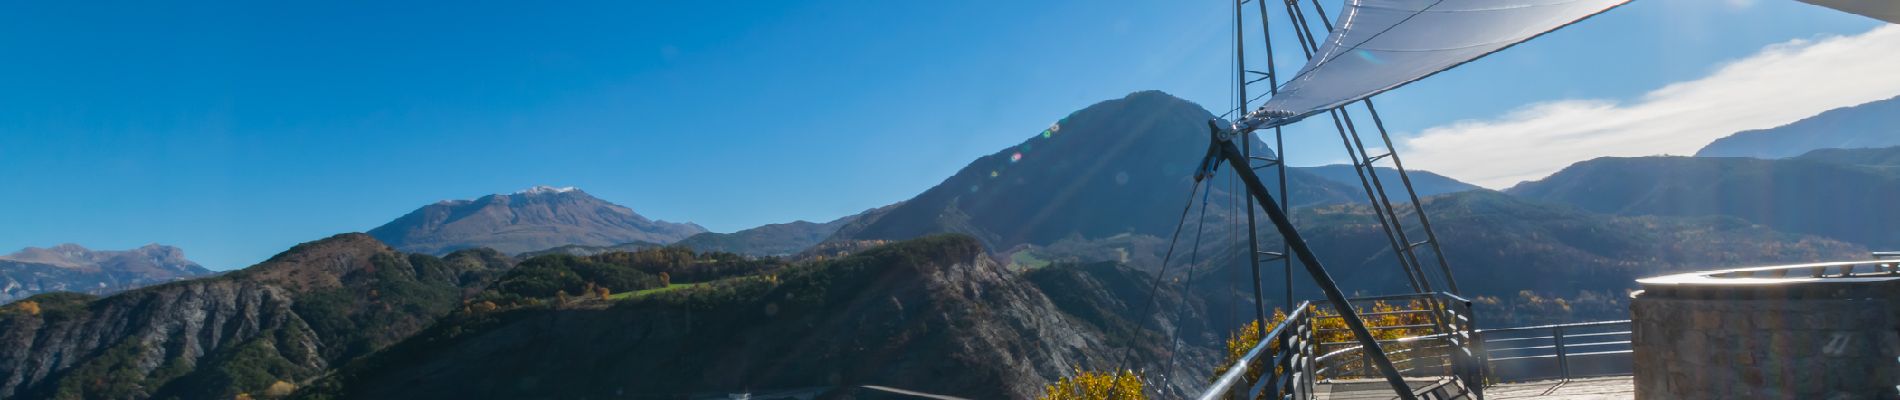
1632,285 -> 1900,399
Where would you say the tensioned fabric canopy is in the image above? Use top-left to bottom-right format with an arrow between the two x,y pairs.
1799,0 -> 1900,23
1239,0 -> 1630,131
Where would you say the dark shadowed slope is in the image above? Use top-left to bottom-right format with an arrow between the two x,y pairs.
1507,155 -> 1900,249
0,234 -> 512,400
368,186 -> 706,255
0,244 -> 211,303
829,90 -> 1360,250
1696,95 -> 1900,159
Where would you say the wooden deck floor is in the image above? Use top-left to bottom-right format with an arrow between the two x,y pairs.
1486,377 -> 1633,400
1312,376 -> 1633,400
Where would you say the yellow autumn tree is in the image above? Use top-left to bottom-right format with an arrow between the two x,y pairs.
13,300 -> 40,316
595,286 -> 611,300
1211,308 -> 1290,387
263,380 -> 296,397
1306,300 -> 1439,377
1039,367 -> 1146,400
658,271 -> 671,287
1212,300 -> 1445,386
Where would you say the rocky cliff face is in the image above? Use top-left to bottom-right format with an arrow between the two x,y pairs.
0,233 -> 511,400
0,244 -> 212,303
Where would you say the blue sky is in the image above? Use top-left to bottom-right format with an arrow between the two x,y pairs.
0,0 -> 1884,269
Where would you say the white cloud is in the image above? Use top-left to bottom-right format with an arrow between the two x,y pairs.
1400,24 -> 1900,188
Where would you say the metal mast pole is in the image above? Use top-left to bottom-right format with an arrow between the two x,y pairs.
1252,0 -> 1295,317
1235,0 -> 1270,341
1203,126 -> 1418,400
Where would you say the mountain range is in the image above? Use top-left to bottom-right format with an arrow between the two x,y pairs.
367,186 -> 706,255
1695,95 -> 1900,159
0,244 -> 211,303
0,90 -> 1888,399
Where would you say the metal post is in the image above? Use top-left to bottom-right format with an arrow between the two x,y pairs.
1207,126 -> 1418,400
1304,314 -> 1317,400
1553,326 -> 1570,381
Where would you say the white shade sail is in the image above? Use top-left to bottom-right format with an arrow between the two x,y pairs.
1799,0 -> 1900,23
1242,0 -> 1630,130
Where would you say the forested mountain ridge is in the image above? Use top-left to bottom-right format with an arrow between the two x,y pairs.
294,235 -> 1219,399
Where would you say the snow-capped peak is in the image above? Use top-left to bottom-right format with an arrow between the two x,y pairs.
516,185 -> 580,195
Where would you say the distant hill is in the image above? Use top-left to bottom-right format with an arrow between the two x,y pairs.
672,206 -> 885,257
1796,146 -> 1900,173
1696,95 -> 1900,159
515,241 -> 664,258
1508,154 -> 1900,250
368,186 -> 706,255
0,244 -> 211,303
828,91 -> 1361,250
1300,164 -> 1482,198
0,233 -> 513,399
516,205 -> 890,258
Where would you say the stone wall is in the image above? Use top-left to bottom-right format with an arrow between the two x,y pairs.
1632,292 -> 1900,399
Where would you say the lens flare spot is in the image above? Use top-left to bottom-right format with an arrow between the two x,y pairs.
990,170 -> 999,178
1355,49 -> 1383,64
1010,152 -> 1023,163
1041,129 -> 1052,138
1049,123 -> 1062,134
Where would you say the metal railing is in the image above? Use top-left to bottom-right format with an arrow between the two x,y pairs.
1201,301 -> 1316,400
1474,320 -> 1632,383
1200,293 -> 1485,399
1641,260 -> 1900,285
